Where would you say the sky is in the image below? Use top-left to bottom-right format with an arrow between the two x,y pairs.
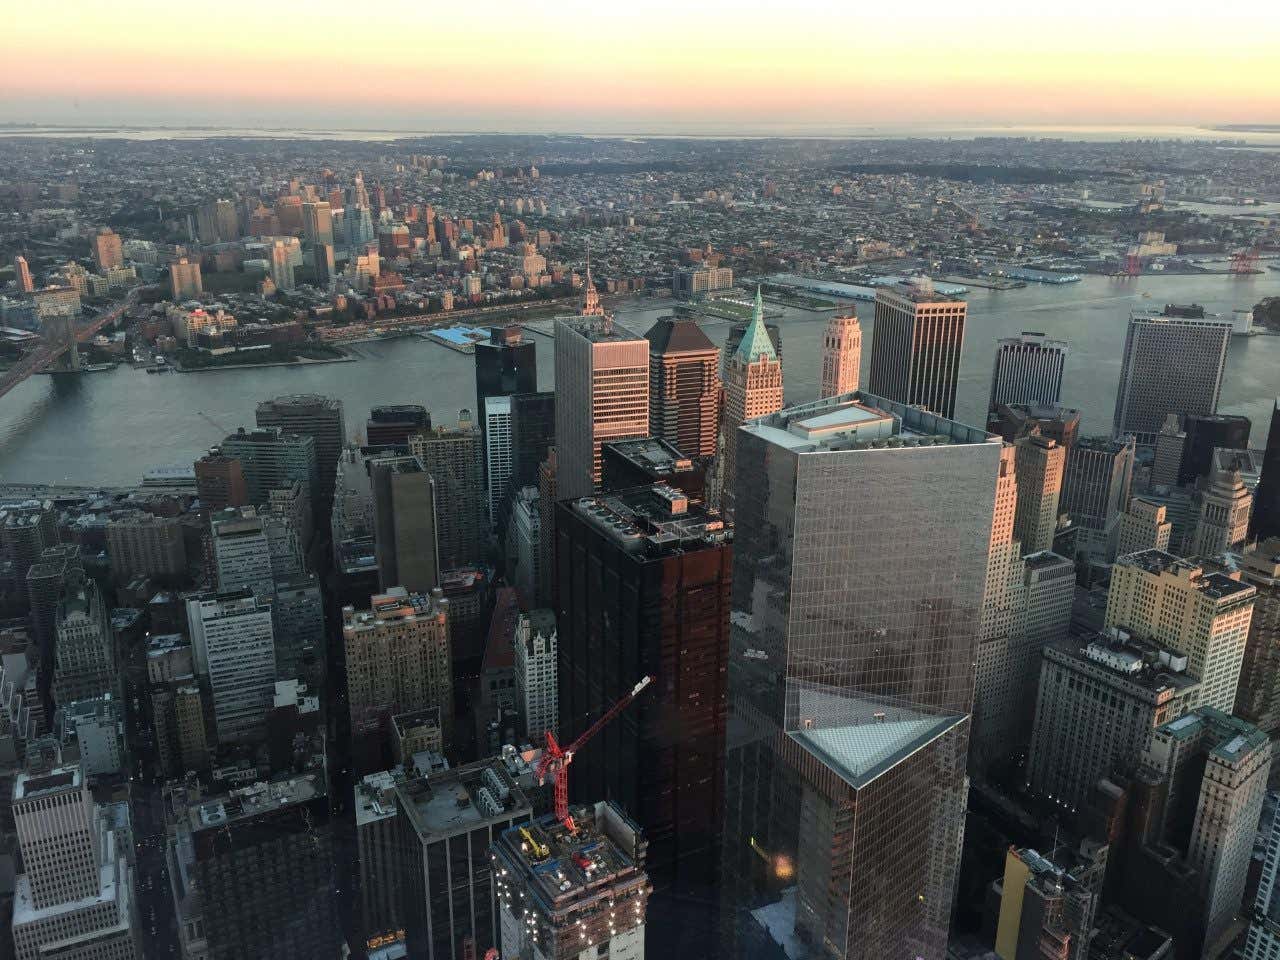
1,0 -> 1277,134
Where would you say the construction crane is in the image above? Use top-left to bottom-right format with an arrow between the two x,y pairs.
535,675 -> 653,833
195,410 -> 229,435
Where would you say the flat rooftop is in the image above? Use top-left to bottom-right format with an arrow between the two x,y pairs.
1158,707 -> 1268,762
603,437 -> 700,477
191,772 -> 323,832
567,483 -> 730,555
1116,549 -> 1255,599
344,587 -> 447,630
555,315 -> 644,344
397,758 -> 529,840
1047,632 -> 1199,695
15,764 -> 82,801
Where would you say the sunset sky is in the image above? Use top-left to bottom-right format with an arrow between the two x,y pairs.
2,0 -> 1277,132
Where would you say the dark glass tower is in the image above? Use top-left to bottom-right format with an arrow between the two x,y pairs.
474,324 -> 537,417
1252,399 -> 1280,542
509,391 -> 555,491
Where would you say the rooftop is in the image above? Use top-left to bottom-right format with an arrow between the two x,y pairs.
1047,630 -> 1199,696
1157,706 -> 1268,762
1115,549 -> 1255,600
644,315 -> 716,356
343,586 -> 448,631
602,436 -> 701,479
190,772 -> 323,832
555,315 -> 645,344
566,482 -> 730,556
877,278 -> 964,304
14,764 -> 82,801
397,757 -> 530,840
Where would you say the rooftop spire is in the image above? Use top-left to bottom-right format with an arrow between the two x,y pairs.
582,243 -> 604,316
734,285 -> 777,364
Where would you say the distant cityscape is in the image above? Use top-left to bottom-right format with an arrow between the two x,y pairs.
0,130 -> 1278,960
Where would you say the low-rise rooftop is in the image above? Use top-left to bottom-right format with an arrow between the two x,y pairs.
190,772 -> 323,832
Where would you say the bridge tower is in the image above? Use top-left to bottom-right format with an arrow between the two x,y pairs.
42,313 -> 81,372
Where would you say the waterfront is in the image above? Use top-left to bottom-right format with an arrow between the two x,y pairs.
0,273 -> 1277,487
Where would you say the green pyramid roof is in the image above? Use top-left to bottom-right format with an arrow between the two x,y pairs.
734,286 -> 777,363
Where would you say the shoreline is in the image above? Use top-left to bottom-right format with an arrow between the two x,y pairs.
176,353 -> 356,373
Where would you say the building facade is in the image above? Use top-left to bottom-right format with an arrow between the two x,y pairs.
867,279 -> 967,419
989,332 -> 1068,411
186,589 -> 276,743
819,310 -> 862,399
645,316 -> 721,458
719,288 -> 782,516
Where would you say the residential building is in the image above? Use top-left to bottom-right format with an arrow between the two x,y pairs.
1107,550 -> 1255,713
409,416 -> 486,568
989,332 -> 1068,412
514,608 -> 557,741
720,288 -> 783,515
819,310 -> 861,399
1113,306 -> 1232,445
553,314 -> 649,501
14,254 -> 33,293
672,263 -> 733,297
1013,434 -> 1066,554
371,455 -> 438,593
301,200 -> 333,247
90,227 -> 123,272
644,315 -> 721,457
105,511 -> 185,581
867,278 -> 967,418
186,589 -> 276,743
169,257 -> 202,300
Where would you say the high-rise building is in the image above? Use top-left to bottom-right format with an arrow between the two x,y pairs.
720,288 -> 782,516
514,608 -> 557,741
1251,398 -> 1280,542
536,449 -> 557,609
867,278 -> 967,419
365,404 -> 430,449
342,587 -> 453,757
53,572 -> 116,708
556,483 -> 730,888
14,254 -> 34,293
410,416 -> 487,568
509,392 -> 555,493
268,239 -> 295,290
672,263 -> 734,298
1112,306 -> 1232,445
90,227 -> 123,272
1012,434 -> 1066,554
506,486 -> 543,606
57,695 -> 125,778
371,455 -> 439,594
723,392 -> 1001,960
644,316 -> 721,457
1190,455 -> 1253,557
723,317 -> 781,378
187,773 -> 337,959
312,242 -> 335,285
1107,550 -> 1255,713
1059,435 -> 1135,557
484,395 -> 514,527
1142,708 -> 1270,952
105,510 -> 186,581
1180,413 -> 1251,485
11,756 -> 140,960
187,589 -> 276,743
219,426 -> 317,508
992,841 -> 1108,960
819,310 -> 862,399
553,315 -> 649,501
301,200 -> 333,247
210,506 -> 275,597
255,394 -> 345,514
1232,539 -> 1280,735
493,802 -> 649,960
474,324 -> 537,426
1113,497 -> 1173,558
1152,413 -> 1188,487
1026,629 -> 1198,810
989,332 -> 1068,412
26,542 -> 78,679
197,198 -> 238,244
988,403 -> 1081,449
168,256 -> 202,300
271,574 -> 325,685
1243,788 -> 1280,960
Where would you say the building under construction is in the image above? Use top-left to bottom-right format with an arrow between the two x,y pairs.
492,801 -> 650,960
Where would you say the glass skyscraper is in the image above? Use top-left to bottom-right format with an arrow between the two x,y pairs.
721,392 -> 1001,960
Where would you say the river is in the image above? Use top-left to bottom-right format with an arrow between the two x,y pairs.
0,273 -> 1277,487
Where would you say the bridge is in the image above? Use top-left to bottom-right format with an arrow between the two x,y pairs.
0,292 -> 136,401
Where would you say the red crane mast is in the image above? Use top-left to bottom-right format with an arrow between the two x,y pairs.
534,675 -> 653,832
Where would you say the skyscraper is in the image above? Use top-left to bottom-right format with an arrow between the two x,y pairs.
106,510 -> 186,581
992,842 -> 1107,960
371,455 -> 439,593
90,227 -> 123,272
409,418 -> 485,568
509,391 -> 555,492
300,200 -> 334,247
268,239 -> 295,290
1180,413 -> 1251,485
255,394 -> 346,515
514,608 -> 557,741
1012,433 -> 1066,554
186,589 -> 277,743
819,309 -> 861,399
1059,435 -> 1135,557
210,506 -> 275,597
484,395 -> 514,527
474,324 -> 537,422
169,256 -> 202,300
1234,539 -> 1280,735
1251,398 -> 1280,542
14,254 -> 34,293
365,404 -> 430,449
1107,550 -> 1255,713
53,571 -> 116,708
556,482 -> 731,889
644,315 -> 721,457
1112,306 -> 1232,445
989,331 -> 1068,411
720,287 -> 782,516
723,392 -> 1001,960
219,426 -> 317,508
553,315 -> 649,501
194,450 -> 247,510
1113,497 -> 1173,558
1190,455 -> 1253,557
867,278 -> 967,419
1244,794 -> 1280,959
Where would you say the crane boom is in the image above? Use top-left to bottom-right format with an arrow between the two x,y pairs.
565,675 -> 652,758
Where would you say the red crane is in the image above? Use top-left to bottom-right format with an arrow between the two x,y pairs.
535,675 -> 653,832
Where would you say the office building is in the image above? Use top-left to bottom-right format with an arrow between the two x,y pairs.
57,695 -> 125,778
1252,398 -> 1280,542
992,842 -> 1107,960
644,315 -> 721,457
1242,793 -> 1280,960
989,332 -> 1068,412
354,767 -> 411,945
366,404 -> 430,449
186,589 -> 276,743
105,511 -> 185,581
371,456 -> 439,593
867,278 -> 967,418
474,324 -> 537,428
210,506 -> 274,597
11,757 -> 140,960
271,574 -> 325,685
1112,306 -> 1231,445
1152,414 -> 1188,487
1114,497 -> 1173,558
1107,550 -> 1255,713
1233,539 -> 1280,734
1180,413 -> 1251,485
187,773 -> 337,959
492,802 -> 649,960
26,543 -> 79,674
255,394 -> 345,513
601,436 -> 707,502
1142,708 -> 1270,953
819,310 -> 861,399
507,486 -> 543,606
724,318 -> 782,378
53,572 -> 116,708
312,242 -> 335,285
301,199 -> 333,246
14,254 -> 34,293
342,587 -> 453,757
537,449 -> 557,608
723,392 -> 1001,960
556,482 -> 731,887
720,288 -> 783,515
1013,434 -> 1066,554
509,391 -> 556,492
219,426 -> 317,508
90,227 -> 123,272
1190,456 -> 1253,557
484,395 -> 514,527
515,608 -> 558,741
169,256 -> 202,300
409,417 -> 487,568
391,707 -> 444,767
1059,435 -> 1136,557
989,403 -> 1082,449
672,263 -> 733,298
194,451 -> 247,510
553,314 -> 649,501
1027,629 -> 1198,810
